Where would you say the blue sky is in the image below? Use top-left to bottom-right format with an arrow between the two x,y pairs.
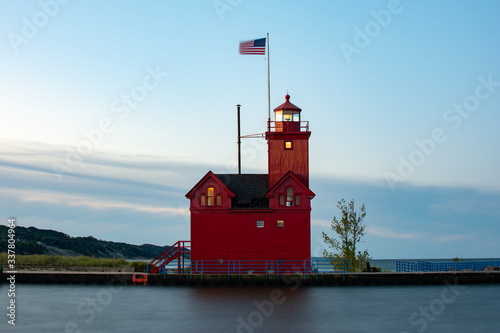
0,0 -> 499,259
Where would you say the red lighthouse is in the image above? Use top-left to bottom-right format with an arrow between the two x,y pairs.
147,95 -> 315,273
267,94 -> 310,188
184,94 -> 314,268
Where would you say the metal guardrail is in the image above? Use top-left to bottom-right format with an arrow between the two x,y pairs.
267,120 -> 310,132
183,258 -> 349,280
311,258 -> 350,279
147,258 -> 349,280
396,261 -> 418,272
396,260 -> 500,272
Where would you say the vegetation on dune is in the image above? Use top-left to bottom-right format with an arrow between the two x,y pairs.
0,253 -> 129,267
0,225 -> 173,259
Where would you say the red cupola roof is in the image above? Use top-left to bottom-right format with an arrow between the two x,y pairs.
274,94 -> 301,112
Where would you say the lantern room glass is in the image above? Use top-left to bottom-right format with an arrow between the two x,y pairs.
279,111 -> 300,122
275,111 -> 283,122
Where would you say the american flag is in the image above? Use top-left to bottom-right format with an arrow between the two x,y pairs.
239,38 -> 266,55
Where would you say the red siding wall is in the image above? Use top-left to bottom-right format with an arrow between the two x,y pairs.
190,210 -> 310,263
267,132 -> 310,187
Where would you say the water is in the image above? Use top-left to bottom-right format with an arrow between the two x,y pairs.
1,283 -> 499,332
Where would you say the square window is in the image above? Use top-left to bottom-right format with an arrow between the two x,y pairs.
257,220 -> 264,228
277,220 -> 284,228
285,141 -> 292,149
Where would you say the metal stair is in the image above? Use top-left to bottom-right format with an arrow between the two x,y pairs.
149,240 -> 190,274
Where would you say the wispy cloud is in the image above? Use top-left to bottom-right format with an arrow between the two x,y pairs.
429,199 -> 500,216
367,226 -> 472,245
435,234 -> 470,243
367,226 -> 424,239
311,219 -> 331,227
0,187 -> 188,216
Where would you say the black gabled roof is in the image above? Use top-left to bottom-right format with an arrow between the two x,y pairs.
215,174 -> 269,209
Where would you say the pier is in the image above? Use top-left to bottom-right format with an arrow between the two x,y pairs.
3,271 -> 500,287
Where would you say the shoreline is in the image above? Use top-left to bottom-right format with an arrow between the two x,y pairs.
3,271 -> 500,287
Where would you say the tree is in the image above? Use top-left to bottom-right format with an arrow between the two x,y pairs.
322,198 -> 370,272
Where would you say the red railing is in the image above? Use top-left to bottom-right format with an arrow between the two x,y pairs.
267,120 -> 309,132
149,240 -> 190,274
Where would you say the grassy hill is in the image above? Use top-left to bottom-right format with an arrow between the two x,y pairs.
0,225 -> 176,259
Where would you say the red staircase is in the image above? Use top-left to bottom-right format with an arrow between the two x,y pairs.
149,241 -> 191,274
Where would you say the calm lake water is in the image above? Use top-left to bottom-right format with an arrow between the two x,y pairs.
1,283 -> 499,332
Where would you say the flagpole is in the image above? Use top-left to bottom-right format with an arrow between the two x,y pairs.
267,32 -> 270,131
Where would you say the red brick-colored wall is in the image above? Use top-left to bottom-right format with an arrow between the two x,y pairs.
190,210 -> 310,263
267,132 -> 310,188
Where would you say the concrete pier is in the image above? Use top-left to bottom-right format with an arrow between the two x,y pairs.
2,271 -> 500,286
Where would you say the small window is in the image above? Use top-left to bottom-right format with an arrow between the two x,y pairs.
200,195 -> 206,206
285,141 -> 292,149
277,220 -> 284,228
257,220 -> 264,228
216,195 -> 222,206
207,187 -> 215,206
279,195 -> 284,206
284,113 -> 291,121
295,195 -> 300,206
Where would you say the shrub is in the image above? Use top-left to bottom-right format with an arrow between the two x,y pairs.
129,261 -> 148,272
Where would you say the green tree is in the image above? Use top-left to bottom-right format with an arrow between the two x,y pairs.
322,198 -> 370,272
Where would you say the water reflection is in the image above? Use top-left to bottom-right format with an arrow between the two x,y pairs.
0,284 -> 499,332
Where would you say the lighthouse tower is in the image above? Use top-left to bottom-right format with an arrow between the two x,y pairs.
266,94 -> 311,188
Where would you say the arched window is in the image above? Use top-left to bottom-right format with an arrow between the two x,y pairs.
279,187 -> 301,207
286,187 -> 294,206
201,187 -> 221,207
207,187 -> 215,206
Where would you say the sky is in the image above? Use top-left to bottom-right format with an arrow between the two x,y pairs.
0,0 -> 499,259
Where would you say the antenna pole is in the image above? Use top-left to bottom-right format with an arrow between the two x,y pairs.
237,104 -> 241,174
267,32 -> 271,131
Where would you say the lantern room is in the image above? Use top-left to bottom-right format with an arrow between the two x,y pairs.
273,94 -> 302,132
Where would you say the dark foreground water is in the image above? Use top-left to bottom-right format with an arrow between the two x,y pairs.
1,283 -> 499,332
